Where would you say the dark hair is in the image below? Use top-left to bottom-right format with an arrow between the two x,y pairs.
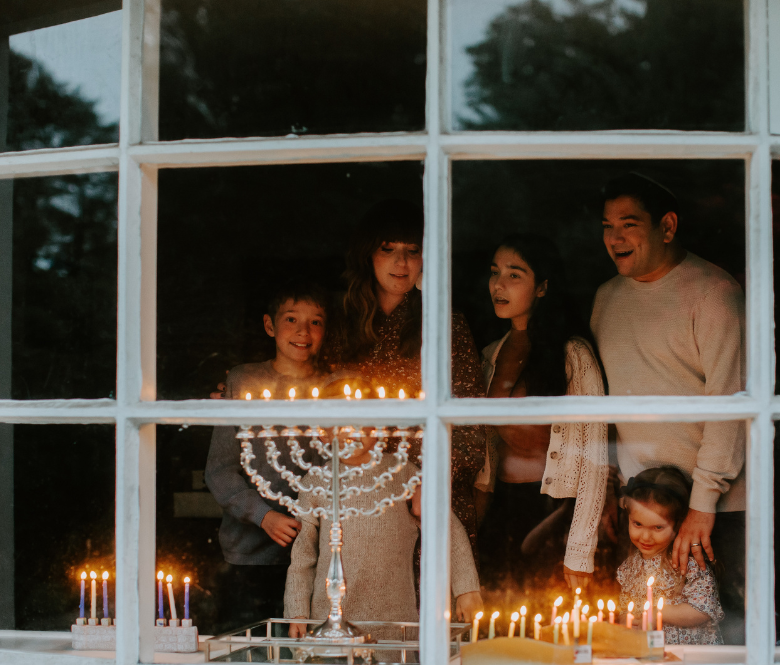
603,173 -> 679,226
495,233 -> 595,396
340,199 -> 423,361
622,466 -> 692,532
266,279 -> 331,322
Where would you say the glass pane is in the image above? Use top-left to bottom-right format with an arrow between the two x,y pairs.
0,425 -> 115,631
470,420 -> 745,647
157,162 -> 424,400
159,0 -> 426,140
4,7 -> 121,151
2,173 -> 117,399
452,160 -> 745,398
159,422 -> 423,641
450,0 -> 744,131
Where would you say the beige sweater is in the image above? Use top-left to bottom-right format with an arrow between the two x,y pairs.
590,252 -> 746,513
284,458 -> 480,625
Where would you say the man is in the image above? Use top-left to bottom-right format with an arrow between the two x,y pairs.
590,173 -> 746,643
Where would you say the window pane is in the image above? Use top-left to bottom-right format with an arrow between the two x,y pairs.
157,162 -> 424,400
3,173 -> 117,399
0,425 -> 115,631
450,0 -> 744,131
4,7 -> 121,151
469,420 -> 745,647
159,0 -> 426,140
452,160 -> 745,398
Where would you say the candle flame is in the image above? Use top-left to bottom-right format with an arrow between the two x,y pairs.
644,601 -> 650,611
491,611 -> 500,619
378,386 -> 386,398
554,596 -> 563,607
562,612 -> 570,623
312,387 -> 319,398
263,389 -> 271,400
184,577 -> 191,584
344,384 -> 351,397
534,614 -> 542,622
597,599 -> 604,610
398,388 -> 406,399
627,601 -> 634,612
575,587 -> 581,595
418,390 -> 425,399
589,616 -> 597,623
166,574 -> 173,583
520,606 -> 527,616
511,612 -> 519,621
81,572 -> 87,580
607,600 -> 616,612
582,605 -> 589,615
90,571 -> 97,579
657,598 -> 664,610
647,576 -> 654,587
157,571 -> 164,580
102,572 -> 109,580
555,617 -> 562,624
289,388 -> 296,400
355,389 -> 362,400
245,392 -> 251,400
475,611 -> 484,620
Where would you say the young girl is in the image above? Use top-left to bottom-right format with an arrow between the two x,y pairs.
618,466 -> 724,645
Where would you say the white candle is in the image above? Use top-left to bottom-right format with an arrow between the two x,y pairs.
657,598 -> 664,631
561,612 -> 570,645
166,575 -> 177,620
520,606 -> 527,638
471,611 -> 483,642
90,571 -> 97,619
488,611 -> 499,639
534,614 -> 542,640
641,601 -> 649,631
647,577 -> 654,628
573,600 -> 580,638
597,599 -> 604,622
551,596 -> 563,625
587,616 -> 596,645
508,612 -> 518,638
553,617 -> 561,644
626,601 -> 634,628
607,599 -> 615,624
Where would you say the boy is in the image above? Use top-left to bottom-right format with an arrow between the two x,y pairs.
205,280 -> 333,629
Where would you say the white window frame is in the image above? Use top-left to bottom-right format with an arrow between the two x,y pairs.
0,0 -> 777,663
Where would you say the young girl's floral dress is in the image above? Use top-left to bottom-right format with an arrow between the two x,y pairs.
617,550 -> 724,645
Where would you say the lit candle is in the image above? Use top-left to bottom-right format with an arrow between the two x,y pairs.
574,587 -> 581,605
587,616 -> 596,645
488,611 -> 499,639
642,601 -> 649,631
312,387 -> 319,399
344,384 -> 351,399
551,596 -> 563,625
288,388 -> 296,401
157,571 -> 164,620
398,388 -> 406,399
573,600 -> 580,639
597,599 -> 604,622
657,598 -> 664,632
418,391 -> 425,399
184,577 -> 191,620
553,617 -> 561,644
607,600 -> 615,624
534,614 -> 542,640
262,389 -> 271,401
90,571 -> 97,619
471,611 -> 483,642
626,601 -> 634,629
355,389 -> 362,400
102,572 -> 109,618
581,605 -> 589,623
647,577 -> 654,628
79,572 -> 86,618
561,612 -> 570,645
508,612 -> 518,638
245,392 -> 251,400
520,606 -> 527,638
166,575 -> 177,620
378,386 -> 386,398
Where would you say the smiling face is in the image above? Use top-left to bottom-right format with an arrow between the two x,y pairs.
489,246 -> 546,330
263,298 -> 326,372
627,498 -> 677,560
602,196 -> 678,282
371,241 -> 423,299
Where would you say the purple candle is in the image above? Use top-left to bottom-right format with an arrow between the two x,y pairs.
102,572 -> 109,618
79,572 -> 86,618
157,571 -> 164,620
184,577 -> 190,620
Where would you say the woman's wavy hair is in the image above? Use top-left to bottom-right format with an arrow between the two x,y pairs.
340,199 -> 424,361
496,233 -> 595,396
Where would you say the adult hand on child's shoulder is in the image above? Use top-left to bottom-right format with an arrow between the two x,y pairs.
288,618 -> 309,639
672,508 -> 716,572
261,510 -> 302,547
455,591 -> 484,622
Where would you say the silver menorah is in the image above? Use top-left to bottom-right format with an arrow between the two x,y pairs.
238,424 -> 423,645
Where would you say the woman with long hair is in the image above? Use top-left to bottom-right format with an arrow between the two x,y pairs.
475,233 -> 608,598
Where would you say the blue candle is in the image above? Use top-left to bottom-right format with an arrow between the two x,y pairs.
102,572 -> 109,618
184,577 -> 190,620
157,571 -> 164,620
79,572 -> 86,618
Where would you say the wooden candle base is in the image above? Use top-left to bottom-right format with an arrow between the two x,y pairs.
538,622 -> 664,659
71,624 -> 199,653
462,637 -> 575,665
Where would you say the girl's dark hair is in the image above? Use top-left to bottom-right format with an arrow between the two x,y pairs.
340,199 -> 423,361
496,233 -> 595,396
623,466 -> 692,532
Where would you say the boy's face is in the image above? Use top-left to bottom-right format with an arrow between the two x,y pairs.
264,298 -> 326,366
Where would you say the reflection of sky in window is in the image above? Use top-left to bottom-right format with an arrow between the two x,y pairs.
450,0 -> 646,126
9,11 -> 122,127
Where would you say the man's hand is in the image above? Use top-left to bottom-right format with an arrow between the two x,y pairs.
408,484 -> 422,526
455,591 -> 484,622
209,371 -> 228,399
288,618 -> 308,638
261,510 -> 302,547
672,508 -> 716,571
563,566 -> 592,591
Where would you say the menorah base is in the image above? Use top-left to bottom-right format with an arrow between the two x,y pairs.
304,616 -> 372,645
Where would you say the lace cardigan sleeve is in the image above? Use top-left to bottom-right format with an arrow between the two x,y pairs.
562,338 -> 609,573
